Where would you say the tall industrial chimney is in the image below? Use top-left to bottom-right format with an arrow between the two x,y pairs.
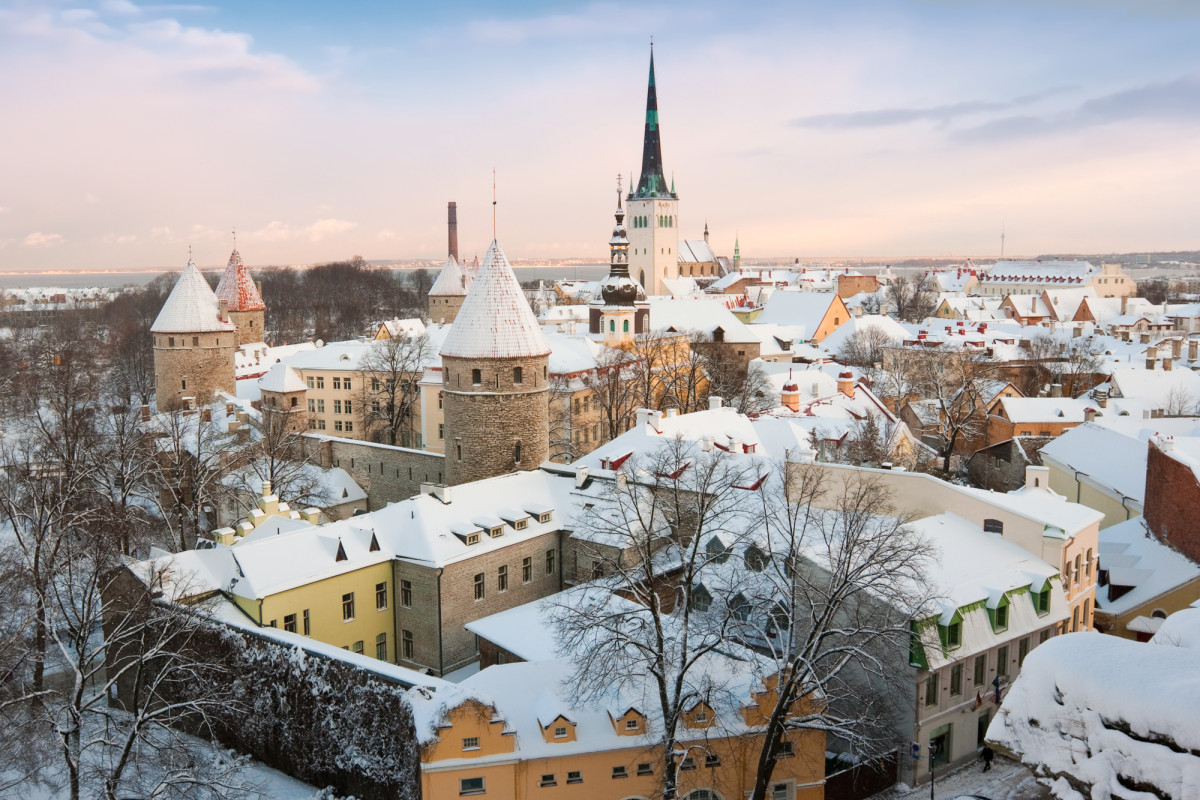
447,201 -> 459,261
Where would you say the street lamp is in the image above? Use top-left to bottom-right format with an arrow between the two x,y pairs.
929,739 -> 938,800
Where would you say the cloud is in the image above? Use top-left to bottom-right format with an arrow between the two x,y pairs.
243,219 -> 359,244
957,73 -> 1200,142
150,226 -> 173,240
23,232 -> 63,247
377,229 -> 398,240
459,2 -> 673,45
102,233 -> 138,244
308,218 -> 357,242
793,89 -> 1070,129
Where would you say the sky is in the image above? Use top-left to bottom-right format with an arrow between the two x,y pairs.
1,0 -> 1199,271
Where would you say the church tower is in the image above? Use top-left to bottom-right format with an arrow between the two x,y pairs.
439,240 -> 550,486
590,177 -> 649,344
152,257 -> 237,411
626,46 -> 679,298
214,247 -> 266,346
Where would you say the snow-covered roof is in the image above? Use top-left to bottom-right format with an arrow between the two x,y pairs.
258,363 -> 306,393
980,259 -> 1098,284
429,255 -> 469,297
440,240 -> 550,359
1151,607 -> 1200,648
988,633 -> 1200,797
1096,517 -> 1200,617
677,238 -> 718,263
151,259 -> 237,334
1038,423 -> 1147,505
1109,366 -> 1200,409
213,248 -> 265,312
378,317 -> 427,338
973,482 -> 1104,537
816,314 -> 910,356
752,289 -> 839,331
647,297 -> 758,342
997,397 -> 1095,424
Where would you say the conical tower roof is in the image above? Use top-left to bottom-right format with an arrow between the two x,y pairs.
214,248 -> 265,312
429,254 -> 469,297
152,258 -> 236,334
440,240 -> 550,359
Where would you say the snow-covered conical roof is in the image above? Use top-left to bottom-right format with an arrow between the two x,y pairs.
258,363 -> 306,393
214,248 -> 266,312
429,254 -> 469,297
151,258 -> 237,334
440,240 -> 550,359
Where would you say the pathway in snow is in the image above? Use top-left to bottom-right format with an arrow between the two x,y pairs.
873,756 -> 1047,800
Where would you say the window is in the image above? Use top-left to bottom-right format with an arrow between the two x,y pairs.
945,620 -> 962,649
513,366 -> 522,384
1039,629 -> 1050,644
192,336 -> 199,346
334,420 -> 343,432
539,774 -> 556,787
181,378 -> 186,390
689,584 -> 712,613
462,737 -> 480,751
1085,549 -> 1093,579
318,419 -> 326,430
308,419 -> 316,429
522,557 -> 532,583
302,609 -> 310,635
567,771 -> 582,784
401,580 -> 412,607
1035,585 -> 1052,615
342,592 -> 355,620
439,423 -> 444,439
308,399 -> 315,412
625,718 -> 639,730
474,573 -> 485,600
317,399 -> 325,412
679,757 -> 696,771
1018,637 -> 1030,667
997,645 -> 1009,677
371,377 -> 380,391
352,640 -> 363,655
316,377 -> 324,389
344,378 -> 352,391
345,421 -> 353,432
950,664 -> 963,695
745,545 -> 766,572
925,673 -> 939,706
705,754 -> 721,768
514,441 -> 522,463
344,400 -> 353,414
471,369 -> 481,385
777,740 -> 795,757
268,619 -> 277,628
333,377 -> 342,390
376,633 -> 387,660
459,776 -> 486,794
334,400 -> 342,414
307,376 -> 314,389
731,592 -> 751,621
498,565 -> 508,592
376,582 -> 388,610
612,766 -> 628,778
284,614 -> 296,633
637,764 -> 652,776
554,726 -> 567,738
983,518 -> 1004,534
546,549 -> 555,574
402,629 -> 414,659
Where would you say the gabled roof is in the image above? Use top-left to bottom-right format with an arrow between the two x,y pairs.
440,241 -> 550,360
214,248 -> 265,312
151,259 -> 237,334
429,255 -> 469,297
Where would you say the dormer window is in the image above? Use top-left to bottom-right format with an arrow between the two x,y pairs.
514,519 -> 528,531
554,726 -> 567,738
625,719 -> 638,730
537,512 -> 552,524
489,526 -> 504,538
466,533 -> 480,545
694,711 -> 708,723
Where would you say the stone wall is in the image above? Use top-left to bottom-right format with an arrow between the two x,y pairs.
153,332 -> 236,411
302,434 -> 446,510
228,308 -> 265,346
428,294 -> 465,325
442,353 -> 550,486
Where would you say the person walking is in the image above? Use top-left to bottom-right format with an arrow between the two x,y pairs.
981,744 -> 995,772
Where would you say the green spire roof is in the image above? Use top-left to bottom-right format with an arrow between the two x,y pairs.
632,47 -> 675,201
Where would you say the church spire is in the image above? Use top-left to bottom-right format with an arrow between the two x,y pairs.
601,175 -> 638,307
633,45 -> 674,200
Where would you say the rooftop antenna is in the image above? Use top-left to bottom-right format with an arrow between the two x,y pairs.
187,242 -> 192,261
492,168 -> 497,240
232,226 -> 237,248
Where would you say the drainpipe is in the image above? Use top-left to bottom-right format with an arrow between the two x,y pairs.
436,567 -> 445,676
1071,468 -> 1085,503
257,598 -> 263,625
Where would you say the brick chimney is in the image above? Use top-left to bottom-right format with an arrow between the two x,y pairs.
1084,407 -> 1096,422
781,370 -> 800,412
447,201 -> 459,261
1094,389 -> 1109,408
837,371 -> 855,399
1164,356 -> 1173,372
1190,340 -> 1198,362
1050,383 -> 1063,398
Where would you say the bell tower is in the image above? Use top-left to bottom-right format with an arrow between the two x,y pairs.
590,176 -> 648,343
626,45 -> 679,298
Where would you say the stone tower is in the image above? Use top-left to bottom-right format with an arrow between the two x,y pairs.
152,257 -> 237,411
440,240 -> 550,486
214,248 -> 266,346
627,46 -> 679,298
590,177 -> 649,344
258,363 -> 308,434
427,254 -> 470,324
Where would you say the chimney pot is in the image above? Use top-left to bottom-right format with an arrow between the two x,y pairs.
709,396 -> 723,410
575,466 -> 589,489
1024,465 -> 1050,491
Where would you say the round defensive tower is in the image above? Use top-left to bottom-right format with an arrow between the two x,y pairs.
151,257 -> 237,411
440,240 -> 550,486
213,247 -> 266,346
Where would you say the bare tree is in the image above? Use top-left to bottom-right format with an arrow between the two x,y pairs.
221,411 -> 330,523
733,464 -> 933,800
885,273 -> 937,323
552,438 -> 759,800
836,327 -> 895,371
146,409 -> 239,551
359,333 -> 432,447
582,346 -> 640,442
628,333 -> 676,411
911,348 -> 997,473
1023,333 -> 1104,397
547,374 -> 578,464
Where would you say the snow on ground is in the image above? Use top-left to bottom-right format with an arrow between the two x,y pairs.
873,755 -> 1048,800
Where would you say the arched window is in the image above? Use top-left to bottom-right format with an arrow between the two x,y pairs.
513,366 -> 522,385
1084,548 -> 1093,578
1071,606 -> 1080,632
1082,598 -> 1091,628
623,320 -> 630,333
610,320 -> 615,332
